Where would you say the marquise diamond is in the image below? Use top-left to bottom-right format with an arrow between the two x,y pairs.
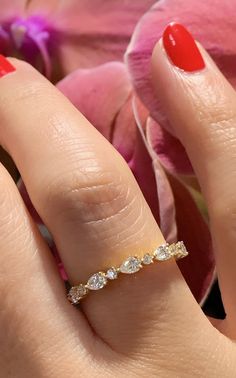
120,256 -> 142,274
87,273 -> 107,290
154,244 -> 171,261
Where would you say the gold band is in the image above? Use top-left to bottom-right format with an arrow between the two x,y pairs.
67,241 -> 188,305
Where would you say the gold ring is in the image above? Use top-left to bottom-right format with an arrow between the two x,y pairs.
67,241 -> 188,305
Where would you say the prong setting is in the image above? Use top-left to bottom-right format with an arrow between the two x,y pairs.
106,268 -> 119,280
142,253 -> 153,265
67,242 -> 188,304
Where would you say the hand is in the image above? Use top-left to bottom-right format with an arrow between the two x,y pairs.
0,23 -> 236,377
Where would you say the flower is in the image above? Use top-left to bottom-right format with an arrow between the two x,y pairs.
0,0 -> 156,80
57,61 -> 215,304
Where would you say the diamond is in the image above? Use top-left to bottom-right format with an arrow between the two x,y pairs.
154,244 -> 171,261
174,241 -> 188,259
120,256 -> 142,274
68,285 -> 88,304
142,253 -> 153,265
87,272 -> 107,290
106,268 -> 118,280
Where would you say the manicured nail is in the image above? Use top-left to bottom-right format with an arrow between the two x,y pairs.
163,23 -> 205,72
0,55 -> 16,78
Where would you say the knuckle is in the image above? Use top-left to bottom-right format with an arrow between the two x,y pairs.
40,165 -> 131,223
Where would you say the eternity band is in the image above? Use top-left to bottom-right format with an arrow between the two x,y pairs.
67,241 -> 188,305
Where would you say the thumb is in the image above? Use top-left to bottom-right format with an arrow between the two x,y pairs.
151,22 -> 236,321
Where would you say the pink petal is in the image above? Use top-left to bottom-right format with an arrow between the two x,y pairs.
167,173 -> 215,304
129,124 -> 161,227
112,95 -> 141,163
28,0 -> 156,72
126,0 -> 236,134
57,62 -> 131,140
134,102 -> 215,302
0,1 -> 26,20
132,98 -> 177,242
146,117 -> 194,175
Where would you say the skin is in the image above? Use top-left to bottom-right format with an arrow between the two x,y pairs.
0,39 -> 236,377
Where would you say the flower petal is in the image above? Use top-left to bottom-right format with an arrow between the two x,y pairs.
126,0 -> 236,134
112,95 -> 140,163
146,117 -> 193,175
135,107 -> 215,302
0,1 -> 26,20
28,0 -> 156,72
129,123 -> 161,227
167,173 -> 215,304
132,98 -> 177,242
57,62 -> 131,140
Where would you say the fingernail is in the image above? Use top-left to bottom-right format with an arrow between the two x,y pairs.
163,23 -> 205,72
0,55 -> 16,78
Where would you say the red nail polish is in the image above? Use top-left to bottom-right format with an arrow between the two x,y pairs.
163,23 -> 205,72
0,55 -> 15,78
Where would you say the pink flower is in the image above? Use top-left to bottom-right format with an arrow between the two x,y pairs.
0,0 -> 156,80
57,61 -> 215,304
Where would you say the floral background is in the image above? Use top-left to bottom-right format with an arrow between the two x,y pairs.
1,0 -> 233,314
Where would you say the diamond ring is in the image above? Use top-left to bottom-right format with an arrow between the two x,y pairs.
67,241 -> 188,305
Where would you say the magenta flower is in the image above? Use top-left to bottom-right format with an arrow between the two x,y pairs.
57,61 -> 215,304
0,0 -> 156,80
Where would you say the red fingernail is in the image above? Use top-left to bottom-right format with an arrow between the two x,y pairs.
163,23 -> 205,72
0,55 -> 16,78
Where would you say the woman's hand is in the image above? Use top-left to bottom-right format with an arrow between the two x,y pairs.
0,23 -> 236,377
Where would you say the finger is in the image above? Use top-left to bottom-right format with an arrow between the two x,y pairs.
0,57 -> 204,354
152,23 -> 236,321
0,163 -> 91,377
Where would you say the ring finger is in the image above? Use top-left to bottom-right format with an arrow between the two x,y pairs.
0,57 -> 204,356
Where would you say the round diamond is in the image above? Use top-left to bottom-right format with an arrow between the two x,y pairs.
154,244 -> 171,261
120,256 -> 142,274
106,268 -> 118,280
68,285 -> 88,304
87,272 -> 107,290
142,253 -> 153,265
